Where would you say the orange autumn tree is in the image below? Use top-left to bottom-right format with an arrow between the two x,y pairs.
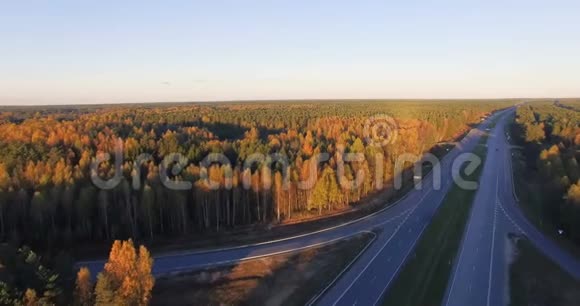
0,101 -> 510,249
94,239 -> 154,306
74,267 -> 93,306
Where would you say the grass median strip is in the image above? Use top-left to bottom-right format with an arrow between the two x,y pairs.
151,231 -> 375,306
380,136 -> 488,306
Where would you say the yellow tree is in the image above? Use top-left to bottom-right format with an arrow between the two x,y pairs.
0,163 -> 9,190
302,131 -> 314,156
274,171 -> 283,221
567,181 -> 580,205
95,239 -> 154,306
22,289 -> 38,306
74,267 -> 93,306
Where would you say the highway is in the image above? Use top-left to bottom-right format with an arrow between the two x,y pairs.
83,108 -> 579,306
80,110 -> 502,298
443,109 -> 580,306
311,114 -> 499,306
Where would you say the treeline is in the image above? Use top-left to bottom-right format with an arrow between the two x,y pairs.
0,101 -> 510,251
0,240 -> 153,305
511,101 -> 580,242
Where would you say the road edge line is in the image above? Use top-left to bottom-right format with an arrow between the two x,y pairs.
305,230 -> 378,306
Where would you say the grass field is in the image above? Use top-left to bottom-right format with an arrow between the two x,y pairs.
379,136 -> 488,306
509,235 -> 580,306
151,232 -> 375,306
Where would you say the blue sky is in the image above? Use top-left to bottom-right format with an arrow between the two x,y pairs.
1,1 -> 580,105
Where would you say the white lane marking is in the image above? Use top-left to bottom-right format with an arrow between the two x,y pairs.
372,218 -> 431,306
498,201 -> 527,236
329,122 -> 492,306
306,231 -> 378,306
375,207 -> 413,227
332,191 -> 430,306
486,177 -> 499,306
504,128 -> 520,203
166,231 -> 375,276
444,187 -> 481,305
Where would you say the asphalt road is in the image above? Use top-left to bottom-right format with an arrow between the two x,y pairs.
443,109 -> 580,306
79,109 -> 515,305
312,113 -> 501,306
79,108 -> 580,306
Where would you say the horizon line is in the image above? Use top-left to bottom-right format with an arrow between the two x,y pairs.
0,97 -> 576,108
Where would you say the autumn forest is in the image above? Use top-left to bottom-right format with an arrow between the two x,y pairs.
510,100 -> 580,242
0,100 -> 512,255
